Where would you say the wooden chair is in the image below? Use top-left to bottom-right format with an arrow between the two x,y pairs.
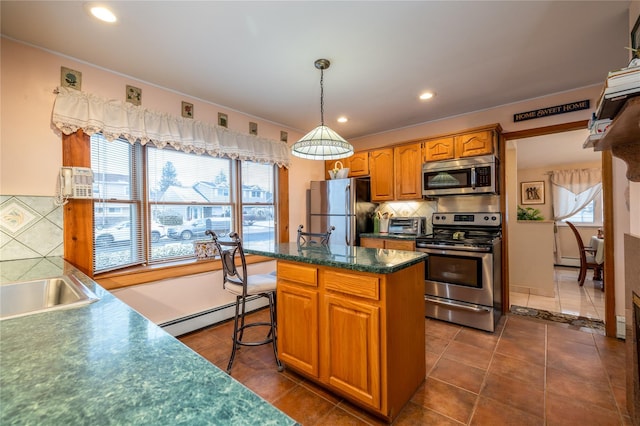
206,230 -> 283,374
566,221 -> 603,290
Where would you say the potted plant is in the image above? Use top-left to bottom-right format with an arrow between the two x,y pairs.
517,205 -> 544,221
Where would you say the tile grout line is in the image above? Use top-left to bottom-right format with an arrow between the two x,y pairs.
464,315 -> 507,425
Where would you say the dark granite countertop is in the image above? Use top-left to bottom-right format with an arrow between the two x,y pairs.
244,242 -> 426,274
0,257 -> 296,426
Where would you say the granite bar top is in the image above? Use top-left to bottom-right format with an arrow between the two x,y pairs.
244,242 -> 426,274
0,257 -> 296,426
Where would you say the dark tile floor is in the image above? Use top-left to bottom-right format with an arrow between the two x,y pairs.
178,310 -> 630,425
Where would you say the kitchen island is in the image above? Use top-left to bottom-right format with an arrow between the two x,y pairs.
244,243 -> 427,422
0,257 -> 295,425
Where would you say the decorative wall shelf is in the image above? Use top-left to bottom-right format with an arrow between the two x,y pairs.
590,96 -> 640,181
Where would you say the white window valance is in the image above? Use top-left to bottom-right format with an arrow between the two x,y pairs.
51,86 -> 290,168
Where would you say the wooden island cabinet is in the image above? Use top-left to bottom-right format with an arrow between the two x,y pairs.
244,243 -> 426,422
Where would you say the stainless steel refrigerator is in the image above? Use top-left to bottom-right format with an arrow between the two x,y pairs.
308,177 -> 377,246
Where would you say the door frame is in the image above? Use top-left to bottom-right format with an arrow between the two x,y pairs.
501,120 -> 616,337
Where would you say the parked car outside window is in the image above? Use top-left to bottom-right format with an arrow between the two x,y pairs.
95,221 -> 166,246
167,218 -> 231,240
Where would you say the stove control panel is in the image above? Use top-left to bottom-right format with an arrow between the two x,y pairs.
432,212 -> 501,226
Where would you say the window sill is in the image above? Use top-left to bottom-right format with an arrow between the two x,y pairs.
95,254 -> 274,290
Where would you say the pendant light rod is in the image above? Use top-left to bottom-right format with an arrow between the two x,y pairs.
315,59 -> 330,127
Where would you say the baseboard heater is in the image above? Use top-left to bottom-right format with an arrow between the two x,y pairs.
159,295 -> 268,337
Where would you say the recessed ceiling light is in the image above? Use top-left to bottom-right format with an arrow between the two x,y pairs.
89,5 -> 117,23
337,116 -> 348,123
419,91 -> 435,100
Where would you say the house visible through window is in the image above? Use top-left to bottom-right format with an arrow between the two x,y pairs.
91,134 -> 277,273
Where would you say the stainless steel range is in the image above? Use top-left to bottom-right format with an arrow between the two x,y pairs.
416,212 -> 502,332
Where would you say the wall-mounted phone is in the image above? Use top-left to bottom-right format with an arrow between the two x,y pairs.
60,167 -> 94,199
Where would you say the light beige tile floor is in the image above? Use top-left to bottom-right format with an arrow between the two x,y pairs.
509,266 -> 605,320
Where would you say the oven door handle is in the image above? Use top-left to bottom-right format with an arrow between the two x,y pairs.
425,296 -> 492,313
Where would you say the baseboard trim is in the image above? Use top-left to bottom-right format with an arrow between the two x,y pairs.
159,295 -> 269,337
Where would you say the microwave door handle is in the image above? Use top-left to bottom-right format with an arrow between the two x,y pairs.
471,166 -> 477,189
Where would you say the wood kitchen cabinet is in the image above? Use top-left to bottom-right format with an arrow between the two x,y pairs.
394,143 -> 423,200
360,237 -> 416,251
423,126 -> 498,162
276,262 -> 319,377
423,136 -> 455,162
324,152 -> 369,179
275,259 -> 425,420
368,148 -> 395,201
455,130 -> 495,158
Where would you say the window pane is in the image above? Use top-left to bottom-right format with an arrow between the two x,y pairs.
241,162 -> 275,247
91,135 -> 143,273
147,147 -> 234,260
94,203 -> 143,271
564,200 -> 594,224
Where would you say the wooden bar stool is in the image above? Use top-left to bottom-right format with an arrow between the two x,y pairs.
207,230 -> 283,374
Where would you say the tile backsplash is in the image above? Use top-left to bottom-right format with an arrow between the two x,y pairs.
376,200 -> 437,233
0,196 -> 63,261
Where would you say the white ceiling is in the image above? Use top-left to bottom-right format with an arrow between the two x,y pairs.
0,1 -> 632,140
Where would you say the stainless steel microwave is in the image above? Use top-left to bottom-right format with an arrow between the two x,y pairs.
422,155 -> 498,197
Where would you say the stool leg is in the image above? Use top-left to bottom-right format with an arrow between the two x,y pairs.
269,292 -> 283,372
226,295 -> 242,374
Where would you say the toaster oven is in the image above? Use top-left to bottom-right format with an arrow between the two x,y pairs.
388,217 -> 425,236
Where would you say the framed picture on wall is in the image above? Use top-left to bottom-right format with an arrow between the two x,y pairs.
521,181 -> 545,205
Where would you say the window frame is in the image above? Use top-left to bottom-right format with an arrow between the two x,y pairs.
62,130 -> 289,290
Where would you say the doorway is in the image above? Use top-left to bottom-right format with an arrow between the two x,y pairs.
501,121 -> 616,336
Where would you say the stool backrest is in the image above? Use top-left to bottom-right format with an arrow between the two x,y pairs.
207,230 -> 247,293
296,225 -> 334,248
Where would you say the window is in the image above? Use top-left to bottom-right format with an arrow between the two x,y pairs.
91,134 -> 277,273
240,162 -> 275,249
563,197 -> 602,225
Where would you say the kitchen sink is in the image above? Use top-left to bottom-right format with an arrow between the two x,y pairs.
0,276 -> 99,320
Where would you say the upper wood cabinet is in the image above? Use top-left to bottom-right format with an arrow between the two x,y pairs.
423,137 -> 454,162
394,143 -> 423,200
368,148 -> 395,202
423,126 -> 499,162
348,152 -> 369,176
324,152 -> 369,180
455,130 -> 494,158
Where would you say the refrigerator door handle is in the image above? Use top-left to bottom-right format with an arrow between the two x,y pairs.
345,184 -> 351,245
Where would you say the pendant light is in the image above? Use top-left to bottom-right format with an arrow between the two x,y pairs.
291,59 -> 354,160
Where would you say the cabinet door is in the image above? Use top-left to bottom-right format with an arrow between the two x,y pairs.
277,282 -> 319,377
348,152 -> 369,176
423,137 -> 454,162
360,237 -> 385,248
369,149 -> 394,202
384,239 -> 415,251
455,130 -> 494,158
322,294 -> 381,409
394,143 -> 423,200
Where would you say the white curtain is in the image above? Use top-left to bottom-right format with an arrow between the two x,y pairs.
51,87 -> 291,168
550,168 -> 602,262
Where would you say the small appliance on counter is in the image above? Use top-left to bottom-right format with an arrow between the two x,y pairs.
388,217 -> 426,236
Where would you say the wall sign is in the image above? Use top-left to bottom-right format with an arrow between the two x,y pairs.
513,100 -> 590,122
